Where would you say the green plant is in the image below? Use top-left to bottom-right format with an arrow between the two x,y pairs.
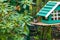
0,0 -> 33,40
7,0 -> 34,13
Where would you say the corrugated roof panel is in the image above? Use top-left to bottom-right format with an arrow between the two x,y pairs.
41,8 -> 51,11
37,13 -> 47,16
47,3 -> 56,6
44,6 -> 53,9
46,1 -> 56,6
47,1 -> 56,4
37,1 -> 57,17
39,11 -> 49,14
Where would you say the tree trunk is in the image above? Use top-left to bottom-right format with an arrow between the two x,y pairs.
36,0 -> 42,12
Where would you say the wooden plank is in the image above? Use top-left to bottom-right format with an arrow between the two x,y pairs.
31,22 -> 60,26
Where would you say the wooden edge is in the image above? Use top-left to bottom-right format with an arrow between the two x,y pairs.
31,22 -> 60,26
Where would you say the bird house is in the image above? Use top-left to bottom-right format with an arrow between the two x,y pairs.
37,1 -> 60,24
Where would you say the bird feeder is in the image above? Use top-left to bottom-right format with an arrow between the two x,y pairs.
37,1 -> 60,24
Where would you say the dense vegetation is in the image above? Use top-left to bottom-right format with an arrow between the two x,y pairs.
0,0 -> 60,40
0,0 -> 33,40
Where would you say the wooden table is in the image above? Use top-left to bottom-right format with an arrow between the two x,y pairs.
31,22 -> 60,40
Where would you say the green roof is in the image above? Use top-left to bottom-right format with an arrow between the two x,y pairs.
37,1 -> 57,17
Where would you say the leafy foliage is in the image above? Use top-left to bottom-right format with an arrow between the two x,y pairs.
7,0 -> 34,13
0,0 -> 33,40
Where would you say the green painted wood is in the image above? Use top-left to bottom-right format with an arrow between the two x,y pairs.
44,6 -> 54,8
47,2 -> 56,5
41,15 -> 60,24
37,13 -> 46,16
55,5 -> 60,10
41,12 -> 60,24
41,18 -> 60,24
37,1 -> 57,17
37,1 -> 60,24
39,11 -> 49,14
41,8 -> 51,11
